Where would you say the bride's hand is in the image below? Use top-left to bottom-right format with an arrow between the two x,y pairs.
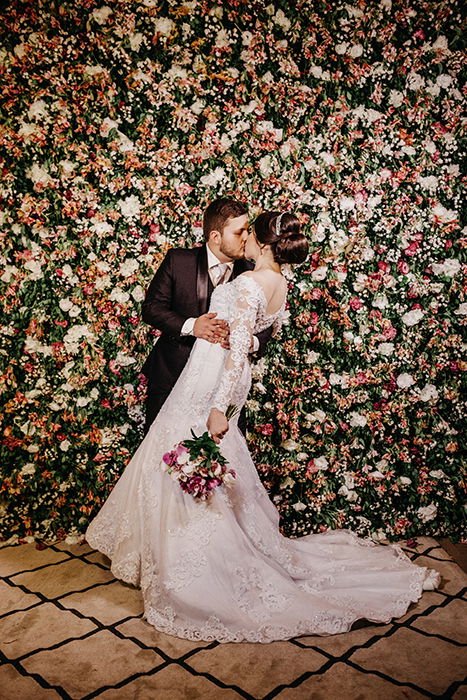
207,408 -> 229,444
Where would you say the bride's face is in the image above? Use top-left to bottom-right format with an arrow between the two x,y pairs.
244,229 -> 261,261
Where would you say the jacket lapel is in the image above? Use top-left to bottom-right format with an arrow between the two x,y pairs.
196,245 -> 212,315
196,251 -> 250,315
232,258 -> 251,279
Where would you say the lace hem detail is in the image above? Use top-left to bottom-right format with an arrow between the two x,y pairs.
143,562 -> 434,643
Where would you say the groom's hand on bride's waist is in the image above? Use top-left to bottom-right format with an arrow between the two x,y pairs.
193,313 -> 230,344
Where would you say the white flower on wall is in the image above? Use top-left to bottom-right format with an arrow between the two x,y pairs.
402,309 -> 424,326
417,504 -> 438,522
431,259 -> 460,277
200,167 -> 227,187
418,384 -> 439,402
92,6 -> 113,24
397,373 -> 415,389
118,196 -> 141,219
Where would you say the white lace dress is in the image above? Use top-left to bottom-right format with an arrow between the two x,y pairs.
86,275 -> 440,643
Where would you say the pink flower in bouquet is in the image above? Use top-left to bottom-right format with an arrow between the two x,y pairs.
223,470 -> 236,485
211,461 -> 222,476
162,450 -> 178,467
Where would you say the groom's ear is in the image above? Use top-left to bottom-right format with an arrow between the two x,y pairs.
208,229 -> 221,244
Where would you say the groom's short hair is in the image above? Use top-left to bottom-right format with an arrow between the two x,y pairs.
203,198 -> 248,240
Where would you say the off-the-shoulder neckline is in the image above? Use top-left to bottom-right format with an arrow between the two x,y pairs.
234,273 -> 286,318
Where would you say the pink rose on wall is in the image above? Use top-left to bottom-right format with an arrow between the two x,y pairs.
349,298 -> 364,311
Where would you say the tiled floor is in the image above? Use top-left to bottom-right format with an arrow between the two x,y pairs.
0,538 -> 465,700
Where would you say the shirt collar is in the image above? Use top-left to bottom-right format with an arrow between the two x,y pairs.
206,244 -> 234,270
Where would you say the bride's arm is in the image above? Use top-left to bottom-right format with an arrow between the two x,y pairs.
207,277 -> 257,442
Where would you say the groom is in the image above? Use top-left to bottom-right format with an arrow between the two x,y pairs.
141,197 -> 272,434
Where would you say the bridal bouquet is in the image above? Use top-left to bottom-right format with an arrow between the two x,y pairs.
161,432 -> 236,501
161,406 -> 239,501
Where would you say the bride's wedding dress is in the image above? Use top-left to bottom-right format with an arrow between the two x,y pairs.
86,275 -> 440,643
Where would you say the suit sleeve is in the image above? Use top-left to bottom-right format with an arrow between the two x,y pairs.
253,325 -> 273,360
141,251 -> 188,336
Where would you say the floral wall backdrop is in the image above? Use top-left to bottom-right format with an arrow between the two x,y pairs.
0,0 -> 465,544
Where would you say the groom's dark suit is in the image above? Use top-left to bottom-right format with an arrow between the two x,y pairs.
141,244 -> 272,433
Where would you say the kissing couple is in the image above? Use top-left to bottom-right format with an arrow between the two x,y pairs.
86,197 -> 439,644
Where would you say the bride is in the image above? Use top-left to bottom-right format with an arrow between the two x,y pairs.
86,210 -> 440,643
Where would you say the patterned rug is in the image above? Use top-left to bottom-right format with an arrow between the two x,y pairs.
0,537 -> 465,699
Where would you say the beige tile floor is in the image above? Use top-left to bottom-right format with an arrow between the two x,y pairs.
0,537 -> 465,700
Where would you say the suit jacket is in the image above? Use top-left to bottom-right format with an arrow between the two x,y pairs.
141,245 -> 272,403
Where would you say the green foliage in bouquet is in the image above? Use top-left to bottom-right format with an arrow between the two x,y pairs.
186,430 -> 228,463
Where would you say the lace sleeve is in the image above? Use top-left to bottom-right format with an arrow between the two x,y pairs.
211,276 -> 258,414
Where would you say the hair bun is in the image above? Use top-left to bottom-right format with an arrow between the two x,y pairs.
254,210 -> 309,266
274,213 -> 308,264
275,232 -> 309,265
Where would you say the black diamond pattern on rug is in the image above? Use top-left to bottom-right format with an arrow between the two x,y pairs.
0,537 -> 465,700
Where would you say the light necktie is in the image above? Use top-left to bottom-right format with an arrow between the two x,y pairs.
212,263 -> 230,286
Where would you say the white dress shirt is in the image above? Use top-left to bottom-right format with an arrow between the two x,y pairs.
180,245 -> 259,352
206,245 -> 234,286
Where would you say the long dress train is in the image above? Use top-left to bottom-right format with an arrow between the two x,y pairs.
86,275 -> 440,643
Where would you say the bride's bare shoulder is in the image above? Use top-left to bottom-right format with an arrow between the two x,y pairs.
237,270 -> 287,300
239,270 -> 276,280
236,270 -> 261,284
237,270 -> 268,286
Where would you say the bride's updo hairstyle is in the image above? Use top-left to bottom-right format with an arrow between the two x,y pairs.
254,211 -> 309,265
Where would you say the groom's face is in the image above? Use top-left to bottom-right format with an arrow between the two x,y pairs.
215,214 -> 249,261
